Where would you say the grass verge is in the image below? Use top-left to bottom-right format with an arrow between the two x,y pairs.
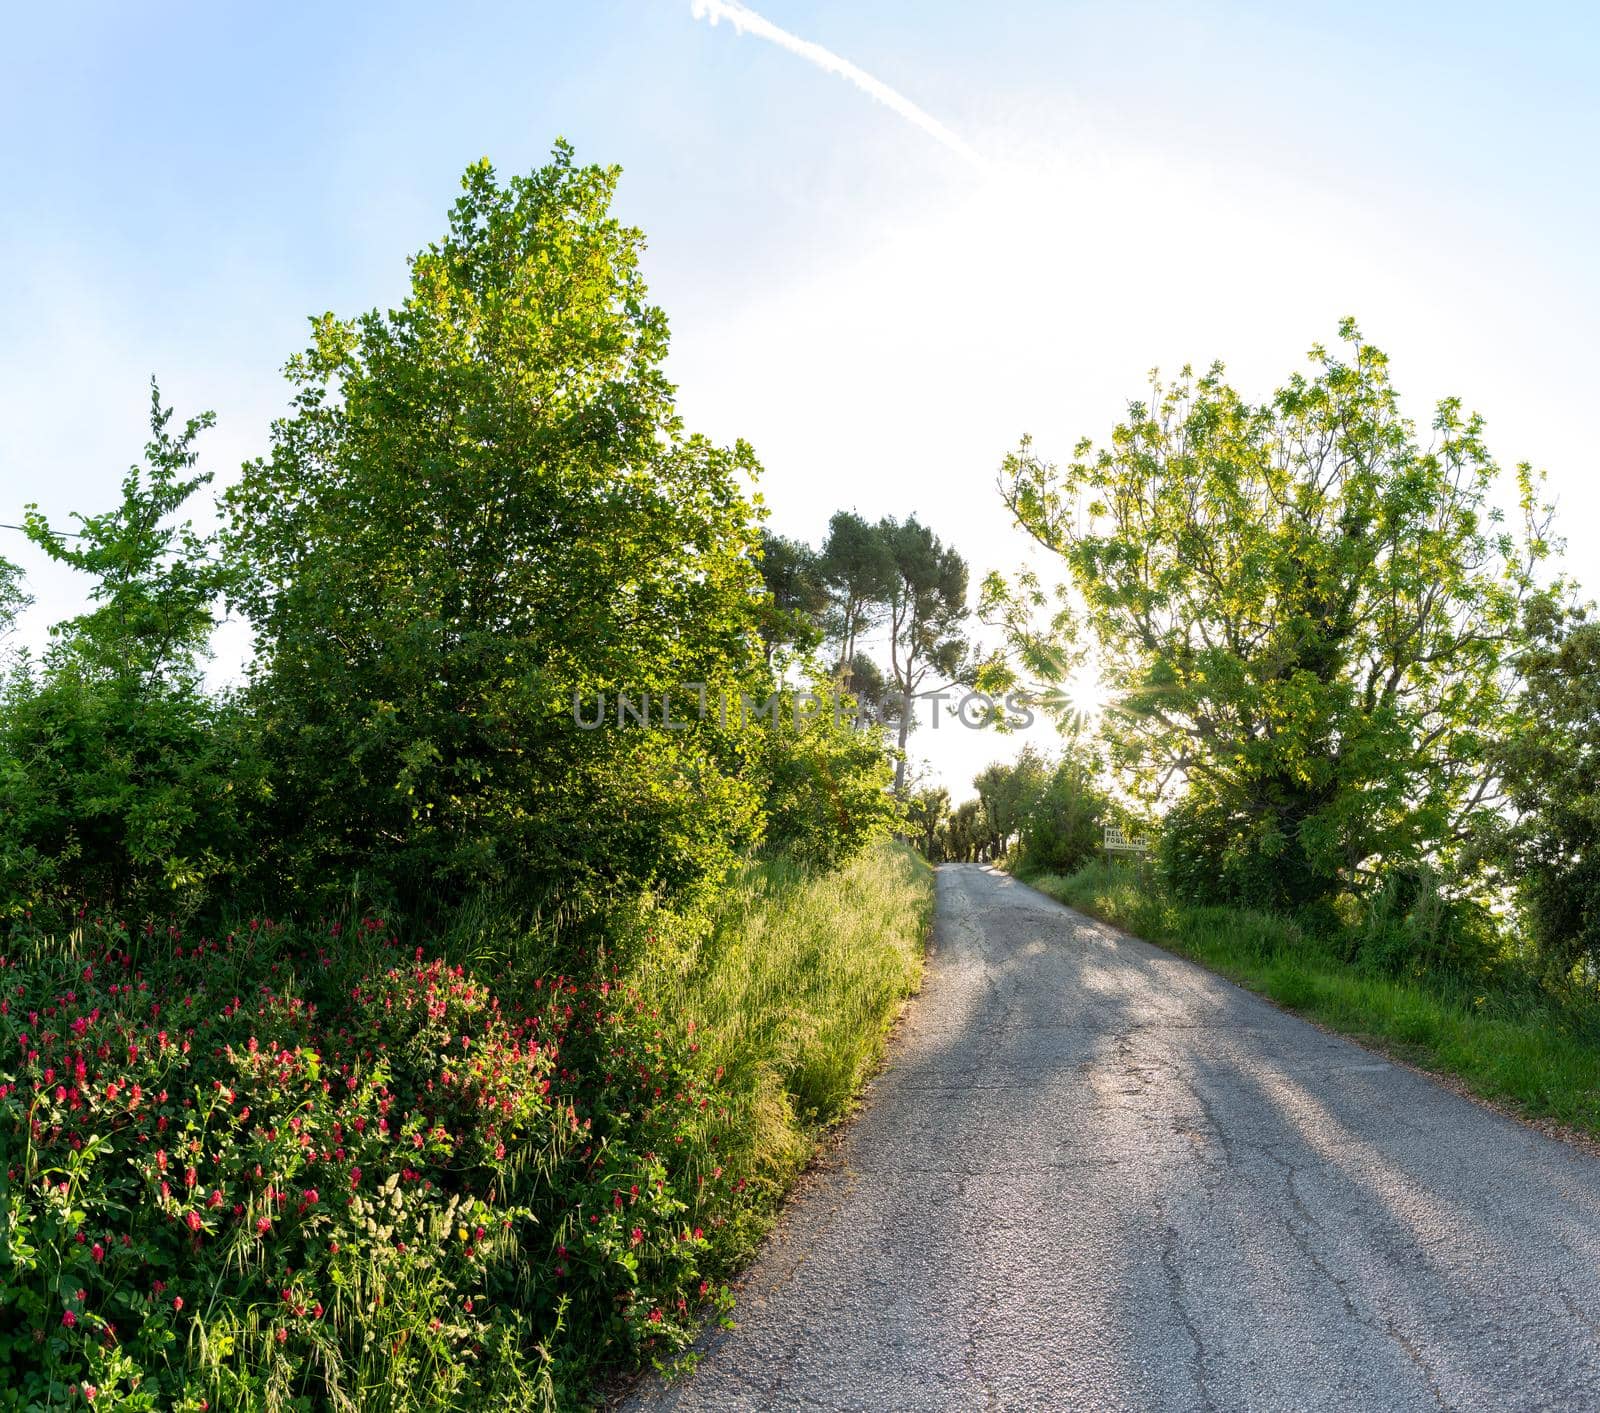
1021,861 -> 1600,1140
636,840 -> 934,1268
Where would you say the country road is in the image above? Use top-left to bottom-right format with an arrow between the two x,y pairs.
629,863 -> 1600,1412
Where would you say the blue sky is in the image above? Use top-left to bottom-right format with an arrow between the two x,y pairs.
3,0 -> 1596,790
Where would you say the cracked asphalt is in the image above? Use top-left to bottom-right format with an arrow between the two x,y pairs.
628,863 -> 1600,1411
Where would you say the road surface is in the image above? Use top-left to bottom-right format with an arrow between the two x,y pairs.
629,863 -> 1600,1411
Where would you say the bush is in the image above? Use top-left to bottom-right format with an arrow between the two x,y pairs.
0,386 -> 263,924
1016,755 -> 1107,875
755,684 -> 901,870
1499,600 -> 1600,978
0,917 -> 736,1409
0,672 -> 263,922
0,842 -> 934,1408
1353,867 -> 1499,980
1157,789 -> 1330,913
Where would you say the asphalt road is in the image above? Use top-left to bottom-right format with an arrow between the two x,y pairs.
629,863 -> 1600,1412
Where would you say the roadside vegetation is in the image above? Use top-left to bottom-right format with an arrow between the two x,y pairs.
4,131 -> 1597,1410
0,145 -> 934,1411
923,326 -> 1600,1143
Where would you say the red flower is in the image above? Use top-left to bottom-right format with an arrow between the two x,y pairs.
61,1310 -> 77,1329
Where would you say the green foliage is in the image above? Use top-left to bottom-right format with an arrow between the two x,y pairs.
972,746 -> 1048,859
1351,866 -> 1499,979
754,531 -> 827,664
1002,322 -> 1553,905
0,915 -> 731,1408
1157,788 -> 1315,912
223,147 -> 768,919
817,511 -> 895,670
0,388 -> 259,918
941,798 -> 986,863
636,843 -> 930,1251
905,787 -> 949,859
0,844 -> 931,1409
0,555 -> 27,651
878,517 -> 971,794
1498,597 -> 1600,975
1015,750 -> 1108,875
755,681 -> 902,869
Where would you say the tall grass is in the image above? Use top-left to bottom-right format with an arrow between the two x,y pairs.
636,841 -> 933,1262
1025,861 -> 1600,1137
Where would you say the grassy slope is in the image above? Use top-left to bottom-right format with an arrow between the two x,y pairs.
636,841 -> 934,1266
1022,862 -> 1600,1140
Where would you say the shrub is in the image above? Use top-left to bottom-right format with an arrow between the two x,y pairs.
756,683 -> 901,869
1157,789 -> 1330,913
0,916 -> 740,1409
1016,755 -> 1107,875
1499,598 -> 1600,978
1353,867 -> 1499,980
0,386 -> 264,923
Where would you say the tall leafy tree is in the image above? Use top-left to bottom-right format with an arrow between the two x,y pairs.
905,785 -> 950,859
818,510 -> 895,672
2,386 -> 256,910
880,516 -> 971,795
1498,597 -> 1600,974
1000,322 -> 1552,908
755,529 -> 828,663
225,147 -> 768,917
943,798 -> 985,862
973,746 -> 1048,858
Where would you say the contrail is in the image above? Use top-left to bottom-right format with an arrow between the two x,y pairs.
689,0 -> 982,167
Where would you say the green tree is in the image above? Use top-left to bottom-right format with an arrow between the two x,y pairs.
818,510 -> 895,672
1499,596 -> 1600,975
880,516 -> 971,796
973,746 -> 1048,859
1,385 -> 257,912
755,529 -> 828,664
0,554 -> 27,653
836,651 -> 888,719
757,676 -> 901,867
23,384 -> 232,691
944,798 -> 984,862
905,785 -> 950,859
1018,749 -> 1110,875
224,147 -> 768,919
1000,322 -> 1551,909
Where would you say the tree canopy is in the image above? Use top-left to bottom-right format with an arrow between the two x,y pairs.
1499,597 -> 1600,972
1001,322 -> 1553,907
224,146 -> 769,914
